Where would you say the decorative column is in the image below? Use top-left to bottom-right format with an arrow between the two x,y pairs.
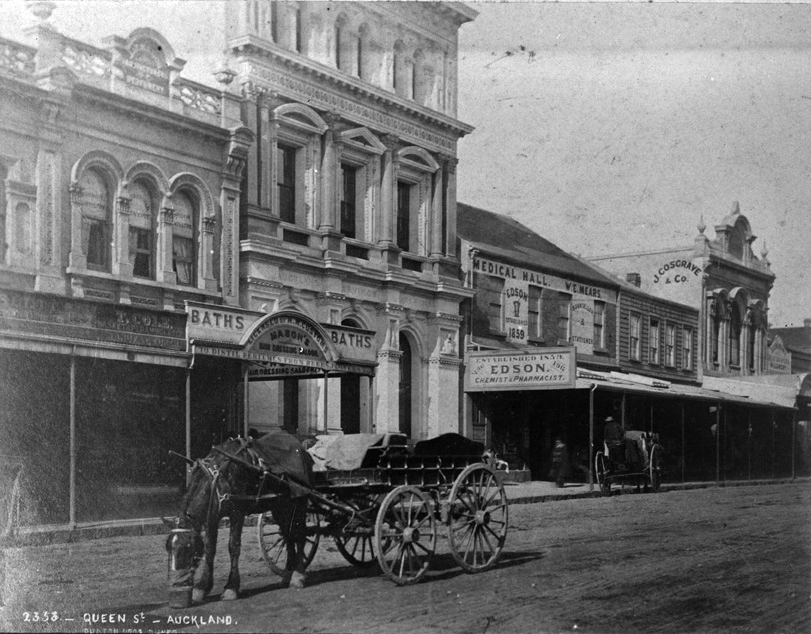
427,313 -> 463,438
375,306 -> 403,434
113,193 -> 131,277
429,159 -> 444,259
200,216 -> 216,291
378,135 -> 398,249
67,183 -> 85,270
319,114 -> 338,232
157,197 -> 176,285
705,295 -> 715,368
240,82 -> 262,210
444,156 -> 458,258
221,126 -> 255,305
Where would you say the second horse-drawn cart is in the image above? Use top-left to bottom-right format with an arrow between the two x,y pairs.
257,433 -> 509,585
594,430 -> 663,496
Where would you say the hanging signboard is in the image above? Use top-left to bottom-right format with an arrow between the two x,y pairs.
464,347 -> 576,392
570,299 -> 594,355
503,279 -> 529,344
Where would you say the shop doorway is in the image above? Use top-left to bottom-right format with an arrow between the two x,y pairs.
398,333 -> 413,437
340,319 -> 362,433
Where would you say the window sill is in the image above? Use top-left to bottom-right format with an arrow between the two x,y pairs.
67,267 -> 222,299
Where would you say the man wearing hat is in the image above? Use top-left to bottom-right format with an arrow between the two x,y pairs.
603,415 -> 626,463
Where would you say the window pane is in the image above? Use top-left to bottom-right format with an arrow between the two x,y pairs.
130,227 -> 151,278
397,182 -> 410,251
173,236 -> 194,285
528,286 -> 542,338
85,219 -> 106,267
341,164 -> 357,238
278,145 -> 296,224
558,294 -> 570,341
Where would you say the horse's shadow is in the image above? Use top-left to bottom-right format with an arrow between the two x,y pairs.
235,549 -> 545,598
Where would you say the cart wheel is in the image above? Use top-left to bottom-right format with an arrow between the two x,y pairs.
334,494 -> 381,567
595,451 -> 611,497
375,485 -> 437,585
649,445 -> 662,493
447,463 -> 508,573
257,508 -> 320,577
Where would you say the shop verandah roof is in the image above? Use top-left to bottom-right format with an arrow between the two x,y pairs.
576,369 -> 797,411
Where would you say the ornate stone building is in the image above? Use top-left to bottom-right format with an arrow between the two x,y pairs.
0,4 -> 251,524
588,202 -> 773,379
217,1 -> 477,439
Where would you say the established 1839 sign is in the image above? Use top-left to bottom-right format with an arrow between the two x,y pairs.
464,347 -> 576,392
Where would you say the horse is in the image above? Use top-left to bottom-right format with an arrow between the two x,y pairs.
165,431 -> 312,602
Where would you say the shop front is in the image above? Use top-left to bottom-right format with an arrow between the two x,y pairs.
186,302 -> 378,448
0,289 -> 189,526
464,347 -> 578,481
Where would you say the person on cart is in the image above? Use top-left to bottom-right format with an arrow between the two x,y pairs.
603,416 -> 626,463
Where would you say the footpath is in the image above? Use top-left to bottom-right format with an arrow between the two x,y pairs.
9,476 -> 805,547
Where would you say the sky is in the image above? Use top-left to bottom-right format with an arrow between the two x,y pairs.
1,0 -> 809,328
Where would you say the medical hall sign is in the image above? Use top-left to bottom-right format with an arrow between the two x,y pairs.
465,348 -> 576,392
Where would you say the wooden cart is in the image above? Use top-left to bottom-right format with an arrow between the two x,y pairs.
257,435 -> 509,585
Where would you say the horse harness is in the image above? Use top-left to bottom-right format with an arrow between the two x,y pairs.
194,439 -> 280,517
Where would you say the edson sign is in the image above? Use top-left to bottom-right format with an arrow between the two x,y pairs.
465,348 -> 575,392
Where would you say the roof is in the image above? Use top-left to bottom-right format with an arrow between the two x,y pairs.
770,327 -> 811,353
576,369 -> 796,410
457,203 -> 620,289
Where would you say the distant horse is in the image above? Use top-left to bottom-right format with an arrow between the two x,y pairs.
165,431 -> 312,602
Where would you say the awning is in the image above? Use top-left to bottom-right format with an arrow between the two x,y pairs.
576,368 -> 795,410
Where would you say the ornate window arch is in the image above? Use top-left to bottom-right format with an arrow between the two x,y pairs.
708,290 -> 729,367
338,127 -> 385,243
272,104 -> 327,229
71,151 -> 123,273
170,172 -> 217,290
396,146 -> 440,256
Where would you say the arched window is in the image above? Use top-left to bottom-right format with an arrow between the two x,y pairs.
128,180 -> 158,279
14,202 -> 31,255
272,104 -> 327,230
729,303 -> 742,367
711,299 -> 721,365
334,17 -> 345,70
396,147 -> 440,256
172,190 -> 197,286
79,168 -> 113,271
398,332 -> 413,437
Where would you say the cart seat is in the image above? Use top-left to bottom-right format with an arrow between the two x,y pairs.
605,439 -> 626,464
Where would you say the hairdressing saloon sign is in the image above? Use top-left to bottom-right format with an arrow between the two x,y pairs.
465,348 -> 576,392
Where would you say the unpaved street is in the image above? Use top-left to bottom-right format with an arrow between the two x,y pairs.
2,482 -> 810,634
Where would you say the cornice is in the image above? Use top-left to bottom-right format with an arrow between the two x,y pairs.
231,38 -> 473,141
73,84 -> 231,143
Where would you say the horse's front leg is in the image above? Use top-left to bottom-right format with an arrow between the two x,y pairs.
287,500 -> 307,589
221,513 -> 244,601
194,517 -> 219,603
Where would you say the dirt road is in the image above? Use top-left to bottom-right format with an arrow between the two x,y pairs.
1,482 -> 809,634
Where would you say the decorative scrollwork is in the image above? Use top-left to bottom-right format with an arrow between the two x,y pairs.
177,83 -> 221,115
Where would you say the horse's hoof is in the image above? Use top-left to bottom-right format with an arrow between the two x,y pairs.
192,589 -> 206,603
280,571 -> 292,588
289,571 -> 306,589
221,589 -> 238,601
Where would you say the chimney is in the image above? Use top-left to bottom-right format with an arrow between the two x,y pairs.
626,273 -> 641,287
804,318 -> 811,328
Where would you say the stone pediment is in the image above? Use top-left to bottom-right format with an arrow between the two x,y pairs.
104,28 -> 186,98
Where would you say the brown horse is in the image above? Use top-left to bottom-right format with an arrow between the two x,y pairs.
166,431 -> 312,602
